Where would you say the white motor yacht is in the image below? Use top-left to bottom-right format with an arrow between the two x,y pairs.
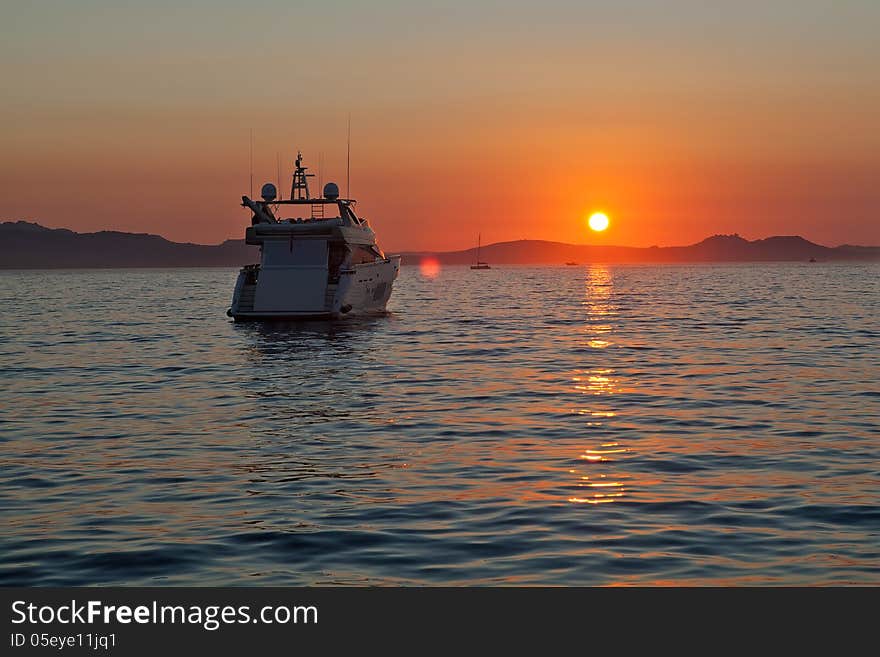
228,152 -> 400,320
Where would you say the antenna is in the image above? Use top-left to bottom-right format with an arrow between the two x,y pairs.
249,128 -> 254,198
346,113 -> 351,199
276,151 -> 282,201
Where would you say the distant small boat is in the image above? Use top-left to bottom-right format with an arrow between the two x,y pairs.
470,233 -> 491,270
565,261 -> 579,266
809,257 -> 817,263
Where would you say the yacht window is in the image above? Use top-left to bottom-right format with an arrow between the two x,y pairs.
342,204 -> 361,225
350,246 -> 378,265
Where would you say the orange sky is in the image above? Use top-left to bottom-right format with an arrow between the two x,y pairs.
1,2 -> 878,251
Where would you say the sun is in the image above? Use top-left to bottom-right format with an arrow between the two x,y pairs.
588,212 -> 610,232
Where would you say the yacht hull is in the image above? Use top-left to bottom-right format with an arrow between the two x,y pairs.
229,256 -> 400,321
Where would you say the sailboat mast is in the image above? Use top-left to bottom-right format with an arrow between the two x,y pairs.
476,233 -> 480,264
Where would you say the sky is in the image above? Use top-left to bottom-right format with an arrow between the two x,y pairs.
1,1 -> 878,251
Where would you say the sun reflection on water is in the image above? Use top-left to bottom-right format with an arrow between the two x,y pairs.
568,265 -> 638,505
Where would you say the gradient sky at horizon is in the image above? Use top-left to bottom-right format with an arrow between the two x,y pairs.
2,1 -> 878,250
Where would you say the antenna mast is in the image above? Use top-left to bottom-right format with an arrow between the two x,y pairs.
249,128 -> 254,198
276,151 -> 282,201
290,151 -> 314,200
346,113 -> 351,199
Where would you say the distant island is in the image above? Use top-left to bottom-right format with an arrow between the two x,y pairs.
1,221 -> 878,269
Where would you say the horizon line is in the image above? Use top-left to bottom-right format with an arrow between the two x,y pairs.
4,220 -> 879,251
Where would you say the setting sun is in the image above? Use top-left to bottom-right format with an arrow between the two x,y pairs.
588,212 -> 610,232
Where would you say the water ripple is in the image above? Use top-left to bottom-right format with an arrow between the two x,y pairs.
0,263 -> 878,585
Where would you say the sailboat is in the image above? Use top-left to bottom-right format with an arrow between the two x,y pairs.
470,233 -> 491,270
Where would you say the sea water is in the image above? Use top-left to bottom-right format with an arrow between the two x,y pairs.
1,263 -> 878,585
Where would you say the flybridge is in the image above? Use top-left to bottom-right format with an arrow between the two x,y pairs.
253,198 -> 350,204
241,150 -> 366,226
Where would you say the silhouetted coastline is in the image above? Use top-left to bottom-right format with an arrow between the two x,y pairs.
1,221 -> 878,269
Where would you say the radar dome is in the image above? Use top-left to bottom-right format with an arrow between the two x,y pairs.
260,183 -> 277,202
323,182 -> 340,200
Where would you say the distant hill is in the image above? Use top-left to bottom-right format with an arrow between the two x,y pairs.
1,221 -> 878,269
0,221 -> 258,269
402,234 -> 880,265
